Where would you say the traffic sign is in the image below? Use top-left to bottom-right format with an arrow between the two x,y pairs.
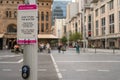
17,4 -> 38,44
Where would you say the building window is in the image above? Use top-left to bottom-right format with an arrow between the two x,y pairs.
75,22 -> 78,33
12,1 -> 14,4
95,9 -> 98,17
17,2 -> 19,4
100,0 -> 104,2
7,24 -> 17,33
46,12 -> 49,21
41,12 -> 44,21
109,14 -> 114,33
41,23 -> 44,32
96,20 -> 99,36
42,3 -> 44,5
101,5 -> 105,14
46,23 -> 49,30
46,3 -> 48,5
88,15 -> 91,22
108,0 -> 114,10
9,11 -> 11,18
101,17 -> 106,35
118,0 -> 120,6
6,11 -> 9,18
88,15 -> 91,37
6,1 -> 9,3
0,1 -> 3,4
119,11 -> 120,32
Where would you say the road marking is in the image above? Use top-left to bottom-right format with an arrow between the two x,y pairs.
57,73 -> 62,78
18,59 -> 23,63
0,55 -> 19,58
0,61 -> 21,64
38,69 -> 47,71
0,58 -> 23,64
50,54 -> 63,79
76,69 -> 88,72
98,70 -> 110,72
2,69 -> 12,71
56,61 -> 120,63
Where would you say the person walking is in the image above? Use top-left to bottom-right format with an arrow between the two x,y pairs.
58,43 -> 62,53
76,42 -> 80,53
46,43 -> 51,53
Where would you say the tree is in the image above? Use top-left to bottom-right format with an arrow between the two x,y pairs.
69,32 -> 82,41
61,36 -> 67,44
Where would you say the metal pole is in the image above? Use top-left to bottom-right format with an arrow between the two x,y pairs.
23,0 -> 38,80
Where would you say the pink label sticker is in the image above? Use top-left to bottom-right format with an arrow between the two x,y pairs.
17,40 -> 37,44
18,4 -> 37,10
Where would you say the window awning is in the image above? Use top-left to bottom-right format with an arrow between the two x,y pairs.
38,34 -> 58,39
0,34 -> 4,38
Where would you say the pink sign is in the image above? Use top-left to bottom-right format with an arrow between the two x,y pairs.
17,39 -> 37,44
18,4 -> 37,10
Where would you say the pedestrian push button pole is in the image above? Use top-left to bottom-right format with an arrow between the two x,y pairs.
22,65 -> 30,79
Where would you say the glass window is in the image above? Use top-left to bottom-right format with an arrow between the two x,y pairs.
41,12 -> 44,21
7,24 -> 17,33
108,0 -> 114,10
41,23 -> 44,32
95,9 -> 98,17
119,11 -> 120,32
96,20 -> 99,36
109,14 -> 114,33
46,12 -> 49,21
101,5 -> 105,14
46,23 -> 49,30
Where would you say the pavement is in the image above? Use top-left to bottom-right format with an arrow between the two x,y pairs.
66,48 -> 120,54
0,50 -> 59,80
0,48 -> 120,80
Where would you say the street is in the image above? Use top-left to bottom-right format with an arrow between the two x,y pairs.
0,48 -> 120,80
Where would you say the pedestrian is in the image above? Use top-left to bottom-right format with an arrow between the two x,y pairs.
46,43 -> 51,53
61,45 -> 66,54
76,42 -> 80,53
58,43 -> 62,53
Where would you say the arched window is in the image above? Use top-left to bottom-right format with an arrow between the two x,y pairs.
6,11 -> 9,18
41,12 -> 44,21
41,23 -> 44,32
46,23 -> 48,30
9,11 -> 11,17
6,10 -> 12,18
46,12 -> 49,21
7,24 -> 17,33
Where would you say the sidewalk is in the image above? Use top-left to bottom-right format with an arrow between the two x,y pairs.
66,48 -> 120,54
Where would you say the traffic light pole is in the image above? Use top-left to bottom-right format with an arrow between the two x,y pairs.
23,0 -> 38,80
